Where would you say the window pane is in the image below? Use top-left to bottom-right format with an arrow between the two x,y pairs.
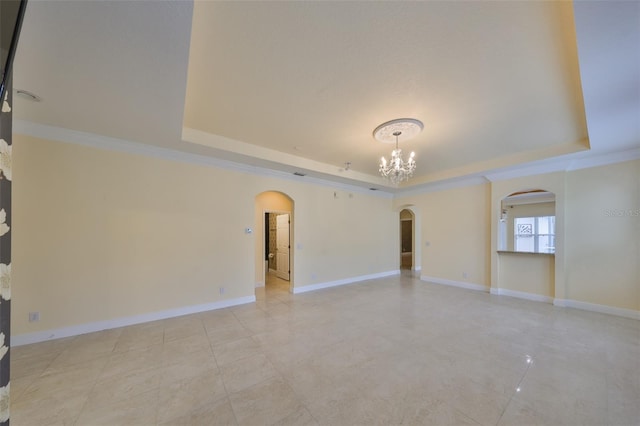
537,235 -> 555,253
515,218 -> 535,252
537,216 -> 555,235
538,217 -> 549,234
514,216 -> 555,253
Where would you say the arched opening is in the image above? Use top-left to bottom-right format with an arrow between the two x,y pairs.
400,209 -> 415,270
496,189 -> 556,301
255,191 -> 294,295
499,189 -> 556,254
396,205 -> 421,276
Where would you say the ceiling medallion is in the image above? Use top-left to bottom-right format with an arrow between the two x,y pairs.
374,118 -> 423,184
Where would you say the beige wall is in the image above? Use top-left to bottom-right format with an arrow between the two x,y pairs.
395,183 -> 491,286
12,133 -> 638,338
12,135 -> 398,336
491,162 -> 639,313
394,160 -> 638,315
293,187 -> 398,286
498,252 -> 555,298
565,160 -> 639,311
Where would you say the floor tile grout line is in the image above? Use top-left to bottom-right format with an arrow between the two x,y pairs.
495,357 -> 534,425
204,324 -> 242,426
70,349 -> 113,426
273,361 -> 323,425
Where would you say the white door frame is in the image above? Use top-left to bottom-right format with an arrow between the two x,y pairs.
275,213 -> 290,280
262,209 -> 293,291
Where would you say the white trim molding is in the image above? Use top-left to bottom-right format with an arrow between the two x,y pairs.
293,270 -> 400,294
567,148 -> 640,171
14,120 -> 639,199
420,275 -> 489,292
13,120 -> 394,198
485,147 -> 640,182
409,266 -> 422,277
553,298 -> 568,308
490,291 -> 638,320
490,287 -> 553,304
395,176 -> 488,198
12,295 -> 256,346
554,298 -> 640,320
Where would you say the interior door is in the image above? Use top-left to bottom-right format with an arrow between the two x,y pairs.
276,214 -> 290,280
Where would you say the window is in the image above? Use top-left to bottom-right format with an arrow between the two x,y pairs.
514,216 -> 555,253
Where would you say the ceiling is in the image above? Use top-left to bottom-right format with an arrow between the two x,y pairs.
11,1 -> 640,193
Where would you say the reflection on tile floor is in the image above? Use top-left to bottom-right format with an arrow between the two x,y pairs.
10,273 -> 640,425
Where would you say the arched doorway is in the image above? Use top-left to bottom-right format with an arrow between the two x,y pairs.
255,191 -> 294,294
400,208 -> 415,271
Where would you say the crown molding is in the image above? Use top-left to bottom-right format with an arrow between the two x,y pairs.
484,160 -> 569,182
566,148 -> 640,171
13,119 -> 394,198
484,147 -> 640,182
13,120 -> 638,200
394,175 -> 489,198
392,146 -> 639,197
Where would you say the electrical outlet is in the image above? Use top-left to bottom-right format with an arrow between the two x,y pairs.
463,272 -> 468,279
28,312 -> 40,322
219,287 -> 225,295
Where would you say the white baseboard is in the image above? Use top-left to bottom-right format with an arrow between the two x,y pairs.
421,275 -> 489,292
408,266 -> 422,277
552,298 -> 568,307
292,270 -> 400,294
490,288 -> 553,304
554,298 -> 639,320
12,295 -> 256,346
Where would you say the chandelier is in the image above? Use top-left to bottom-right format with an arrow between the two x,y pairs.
374,118 -> 423,184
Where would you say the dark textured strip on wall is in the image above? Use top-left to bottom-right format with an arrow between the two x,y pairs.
0,75 -> 13,425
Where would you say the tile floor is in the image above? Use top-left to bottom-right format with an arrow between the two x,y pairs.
9,272 -> 640,425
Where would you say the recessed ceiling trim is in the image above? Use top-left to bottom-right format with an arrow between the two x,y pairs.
13,119 -> 396,197
182,126 -> 391,187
